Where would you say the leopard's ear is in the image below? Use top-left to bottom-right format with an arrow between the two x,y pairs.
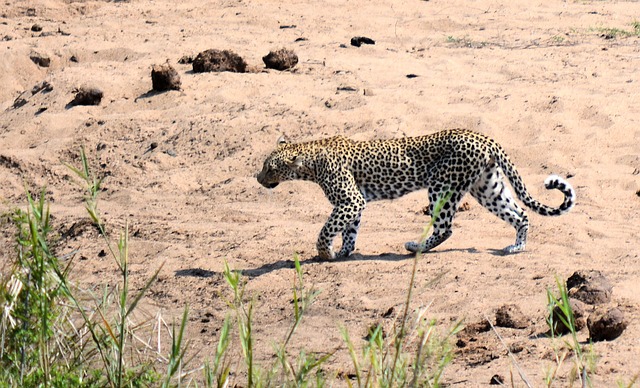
277,135 -> 288,146
286,155 -> 304,169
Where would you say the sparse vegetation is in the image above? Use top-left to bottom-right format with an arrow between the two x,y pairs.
341,193 -> 462,387
0,149 -> 189,386
544,277 -> 598,388
446,35 -> 489,49
592,21 -> 640,39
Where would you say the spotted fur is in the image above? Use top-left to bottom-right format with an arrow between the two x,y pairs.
257,128 -> 575,259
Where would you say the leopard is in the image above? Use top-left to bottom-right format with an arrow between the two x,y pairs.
257,128 -> 575,260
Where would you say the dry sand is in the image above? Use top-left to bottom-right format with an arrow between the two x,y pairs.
1,0 -> 640,385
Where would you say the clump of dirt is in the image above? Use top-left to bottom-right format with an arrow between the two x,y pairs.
458,201 -> 471,212
29,52 -> 50,67
11,81 -> 54,109
262,48 -> 298,71
455,318 -> 499,367
350,36 -> 375,47
567,270 -> 612,305
68,87 -> 103,107
151,63 -> 181,91
549,298 -> 586,335
587,306 -> 627,342
463,319 -> 491,335
495,304 -> 529,329
192,49 -> 247,73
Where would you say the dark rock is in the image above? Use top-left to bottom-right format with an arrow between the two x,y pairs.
31,24 -> 42,32
151,63 -> 181,91
351,36 -> 376,47
30,52 -> 50,67
550,298 -> 586,335
490,374 -> 505,385
262,48 -> 298,71
508,341 -> 525,354
31,81 -> 53,95
382,306 -> 394,318
588,307 -> 627,342
12,96 -> 28,109
69,87 -> 103,107
177,55 -> 193,64
192,49 -> 247,73
567,270 -> 612,304
495,304 -> 529,329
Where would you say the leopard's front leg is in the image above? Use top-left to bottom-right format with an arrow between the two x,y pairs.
337,215 -> 361,258
317,202 -> 364,260
316,164 -> 365,259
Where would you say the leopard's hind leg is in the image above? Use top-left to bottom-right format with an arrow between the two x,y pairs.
469,162 -> 529,253
405,156 -> 485,254
405,188 -> 464,254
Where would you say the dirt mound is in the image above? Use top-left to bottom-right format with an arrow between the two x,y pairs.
262,48 -> 298,71
192,49 -> 247,73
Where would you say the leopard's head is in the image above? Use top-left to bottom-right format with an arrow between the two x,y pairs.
257,136 -> 309,189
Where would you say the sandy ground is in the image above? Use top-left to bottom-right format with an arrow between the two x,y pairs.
1,0 -> 640,385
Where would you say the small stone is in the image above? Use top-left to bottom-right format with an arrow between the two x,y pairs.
30,52 -> 50,67
587,307 -> 627,342
31,81 -> 53,95
31,24 -> 42,32
490,374 -> 505,385
508,341 -> 525,354
262,48 -> 298,71
495,304 -> 529,329
177,55 -> 193,64
458,201 -> 471,212
12,96 -> 28,109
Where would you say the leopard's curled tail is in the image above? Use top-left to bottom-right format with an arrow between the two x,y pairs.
491,144 -> 575,216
